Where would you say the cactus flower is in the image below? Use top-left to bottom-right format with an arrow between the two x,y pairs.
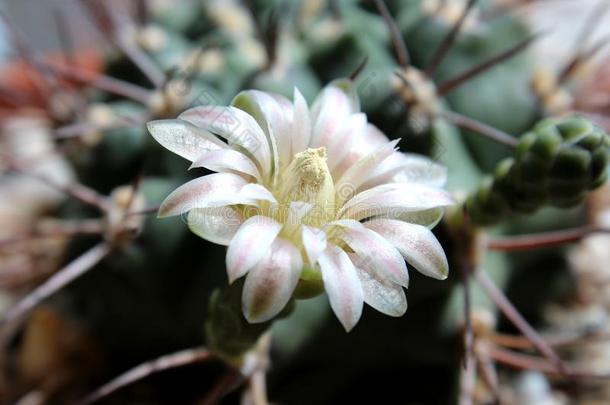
147,80 -> 453,331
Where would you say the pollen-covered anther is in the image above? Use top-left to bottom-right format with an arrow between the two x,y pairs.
278,147 -> 335,225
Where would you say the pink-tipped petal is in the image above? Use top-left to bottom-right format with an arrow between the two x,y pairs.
375,208 -> 445,228
311,79 -> 359,119
147,119 -> 226,162
332,123 -> 391,178
366,219 -> 449,280
242,238 -> 302,323
190,149 -> 261,181
318,244 -> 363,332
158,173 -> 249,218
335,139 -> 400,203
233,90 -> 294,168
226,215 -> 282,283
350,254 -> 407,317
310,81 -> 358,148
187,206 -> 244,246
239,184 -> 278,204
391,154 -> 448,187
331,220 -> 409,287
302,225 -> 327,265
179,105 -> 272,175
359,153 -> 446,190
326,113 -> 366,172
339,183 -> 454,221
291,88 -> 312,154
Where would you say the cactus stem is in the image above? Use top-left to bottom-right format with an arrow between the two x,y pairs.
425,0 -> 478,77
437,32 -> 542,96
78,346 -> 216,405
373,0 -> 411,67
440,110 -> 518,148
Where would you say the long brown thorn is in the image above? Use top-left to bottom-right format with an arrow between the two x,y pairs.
440,110 -> 518,148
425,0 -> 478,76
475,270 -> 571,377
373,0 -> 410,67
437,33 -> 541,96
78,347 -> 216,405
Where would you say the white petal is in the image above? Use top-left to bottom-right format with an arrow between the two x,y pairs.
226,215 -> 282,283
187,206 -> 244,246
239,183 -> 278,204
147,119 -> 226,161
366,219 -> 449,280
158,173 -> 249,217
326,113 -> 366,172
332,123 -> 390,177
335,139 -> 400,203
358,152 -> 406,188
391,154 -> 448,187
291,87 -> 312,154
190,149 -> 261,182
179,106 -> 272,175
287,201 -> 313,225
302,225 -> 327,265
331,219 -> 409,287
359,153 -> 447,190
372,208 -> 445,228
362,123 -> 391,146
339,183 -> 455,221
233,90 -> 294,168
310,81 -> 359,148
311,79 -> 359,120
318,244 -> 363,332
350,253 -> 407,317
242,238 -> 302,323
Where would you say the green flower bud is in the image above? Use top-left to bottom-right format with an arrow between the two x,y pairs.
465,116 -> 610,226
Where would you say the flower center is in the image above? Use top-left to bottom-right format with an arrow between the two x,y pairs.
277,147 -> 335,227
